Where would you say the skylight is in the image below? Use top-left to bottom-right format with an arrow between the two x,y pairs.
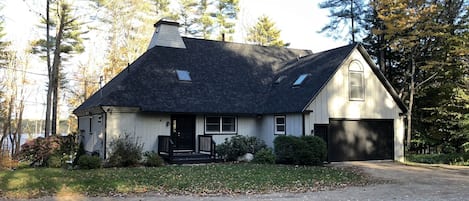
293,74 -> 309,86
176,70 -> 191,81
274,75 -> 287,84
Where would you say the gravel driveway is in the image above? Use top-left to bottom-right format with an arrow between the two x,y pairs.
13,161 -> 469,201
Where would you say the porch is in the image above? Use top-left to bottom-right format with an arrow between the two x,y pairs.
157,135 -> 218,164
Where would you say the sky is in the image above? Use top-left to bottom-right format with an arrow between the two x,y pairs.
1,0 -> 347,120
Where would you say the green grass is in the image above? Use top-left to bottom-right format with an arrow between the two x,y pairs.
0,164 -> 369,198
406,153 -> 469,166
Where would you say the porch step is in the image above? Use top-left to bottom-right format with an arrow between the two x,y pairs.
161,153 -> 218,164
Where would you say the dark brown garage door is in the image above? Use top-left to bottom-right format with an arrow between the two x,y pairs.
328,119 -> 394,162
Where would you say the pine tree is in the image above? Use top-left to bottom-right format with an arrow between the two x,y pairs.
196,0 -> 214,39
31,0 -> 86,136
318,0 -> 368,42
214,0 -> 239,41
178,0 -> 199,35
247,15 -> 285,47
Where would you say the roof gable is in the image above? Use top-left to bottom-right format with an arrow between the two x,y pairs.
74,39 -> 406,116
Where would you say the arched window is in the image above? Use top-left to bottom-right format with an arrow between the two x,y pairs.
348,60 -> 364,100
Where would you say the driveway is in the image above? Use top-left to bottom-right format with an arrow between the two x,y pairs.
14,161 -> 469,201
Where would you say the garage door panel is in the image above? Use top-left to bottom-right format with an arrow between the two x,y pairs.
329,119 -> 394,162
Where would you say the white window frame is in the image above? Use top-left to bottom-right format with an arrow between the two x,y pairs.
274,115 -> 286,135
348,60 -> 365,101
205,116 -> 237,134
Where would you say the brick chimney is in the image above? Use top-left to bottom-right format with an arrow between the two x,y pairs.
147,19 -> 186,50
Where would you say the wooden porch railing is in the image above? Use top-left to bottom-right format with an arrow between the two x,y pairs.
158,135 -> 217,163
158,135 -> 174,159
198,135 -> 216,158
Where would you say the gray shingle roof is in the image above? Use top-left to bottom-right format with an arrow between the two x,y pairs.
74,38 -> 406,116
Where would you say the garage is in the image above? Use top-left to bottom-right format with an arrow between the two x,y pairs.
326,119 -> 394,162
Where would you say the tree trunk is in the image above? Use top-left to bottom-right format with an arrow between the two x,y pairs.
406,55 -> 416,151
45,0 -> 52,137
350,0 -> 355,43
51,3 -> 66,136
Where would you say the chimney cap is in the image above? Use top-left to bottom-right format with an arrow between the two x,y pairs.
154,19 -> 180,28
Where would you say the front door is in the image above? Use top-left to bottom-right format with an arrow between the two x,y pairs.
171,115 -> 196,150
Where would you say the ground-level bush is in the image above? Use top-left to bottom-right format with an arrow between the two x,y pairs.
144,151 -> 164,167
107,134 -> 143,167
406,153 -> 469,166
301,136 -> 327,165
77,154 -> 102,169
17,135 -> 75,167
216,135 -> 267,161
252,148 -> 275,164
0,150 -> 19,170
274,135 -> 327,166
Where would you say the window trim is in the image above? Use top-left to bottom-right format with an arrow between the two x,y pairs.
274,115 -> 286,135
204,116 -> 237,134
348,60 -> 365,101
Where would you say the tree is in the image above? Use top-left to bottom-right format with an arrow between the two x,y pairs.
95,0 -> 170,83
246,15 -> 285,47
195,0 -> 214,39
32,0 -> 86,136
372,0 -> 469,151
0,9 -> 12,154
319,0 -> 368,43
214,0 -> 239,41
178,0 -> 199,35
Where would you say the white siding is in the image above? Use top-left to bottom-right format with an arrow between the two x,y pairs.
394,117 -> 405,161
259,115 -> 275,147
307,49 -> 401,121
78,114 -> 105,157
258,114 -> 304,147
286,114 -> 303,137
135,114 -> 171,153
305,48 -> 405,161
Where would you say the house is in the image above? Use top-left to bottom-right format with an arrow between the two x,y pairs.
74,20 -> 407,163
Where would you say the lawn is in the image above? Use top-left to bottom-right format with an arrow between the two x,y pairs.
0,163 -> 370,199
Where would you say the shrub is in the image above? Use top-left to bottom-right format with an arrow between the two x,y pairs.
17,136 -> 71,167
73,141 -> 86,166
274,135 -> 327,166
216,135 -> 267,161
301,136 -> 327,165
0,151 -> 19,170
77,154 -> 102,169
461,142 -> 469,153
406,153 -> 469,165
107,134 -> 143,167
47,155 -> 62,168
144,151 -> 164,167
273,135 -> 301,164
252,148 -> 276,164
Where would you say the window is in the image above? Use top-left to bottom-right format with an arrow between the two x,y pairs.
176,70 -> 191,81
293,74 -> 309,86
274,75 -> 287,84
274,116 -> 286,135
205,116 -> 237,133
349,61 -> 364,100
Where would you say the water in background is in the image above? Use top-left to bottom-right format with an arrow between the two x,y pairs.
1,133 -> 50,152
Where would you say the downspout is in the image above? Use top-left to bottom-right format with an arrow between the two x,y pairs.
302,113 -> 306,136
103,112 -> 107,159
